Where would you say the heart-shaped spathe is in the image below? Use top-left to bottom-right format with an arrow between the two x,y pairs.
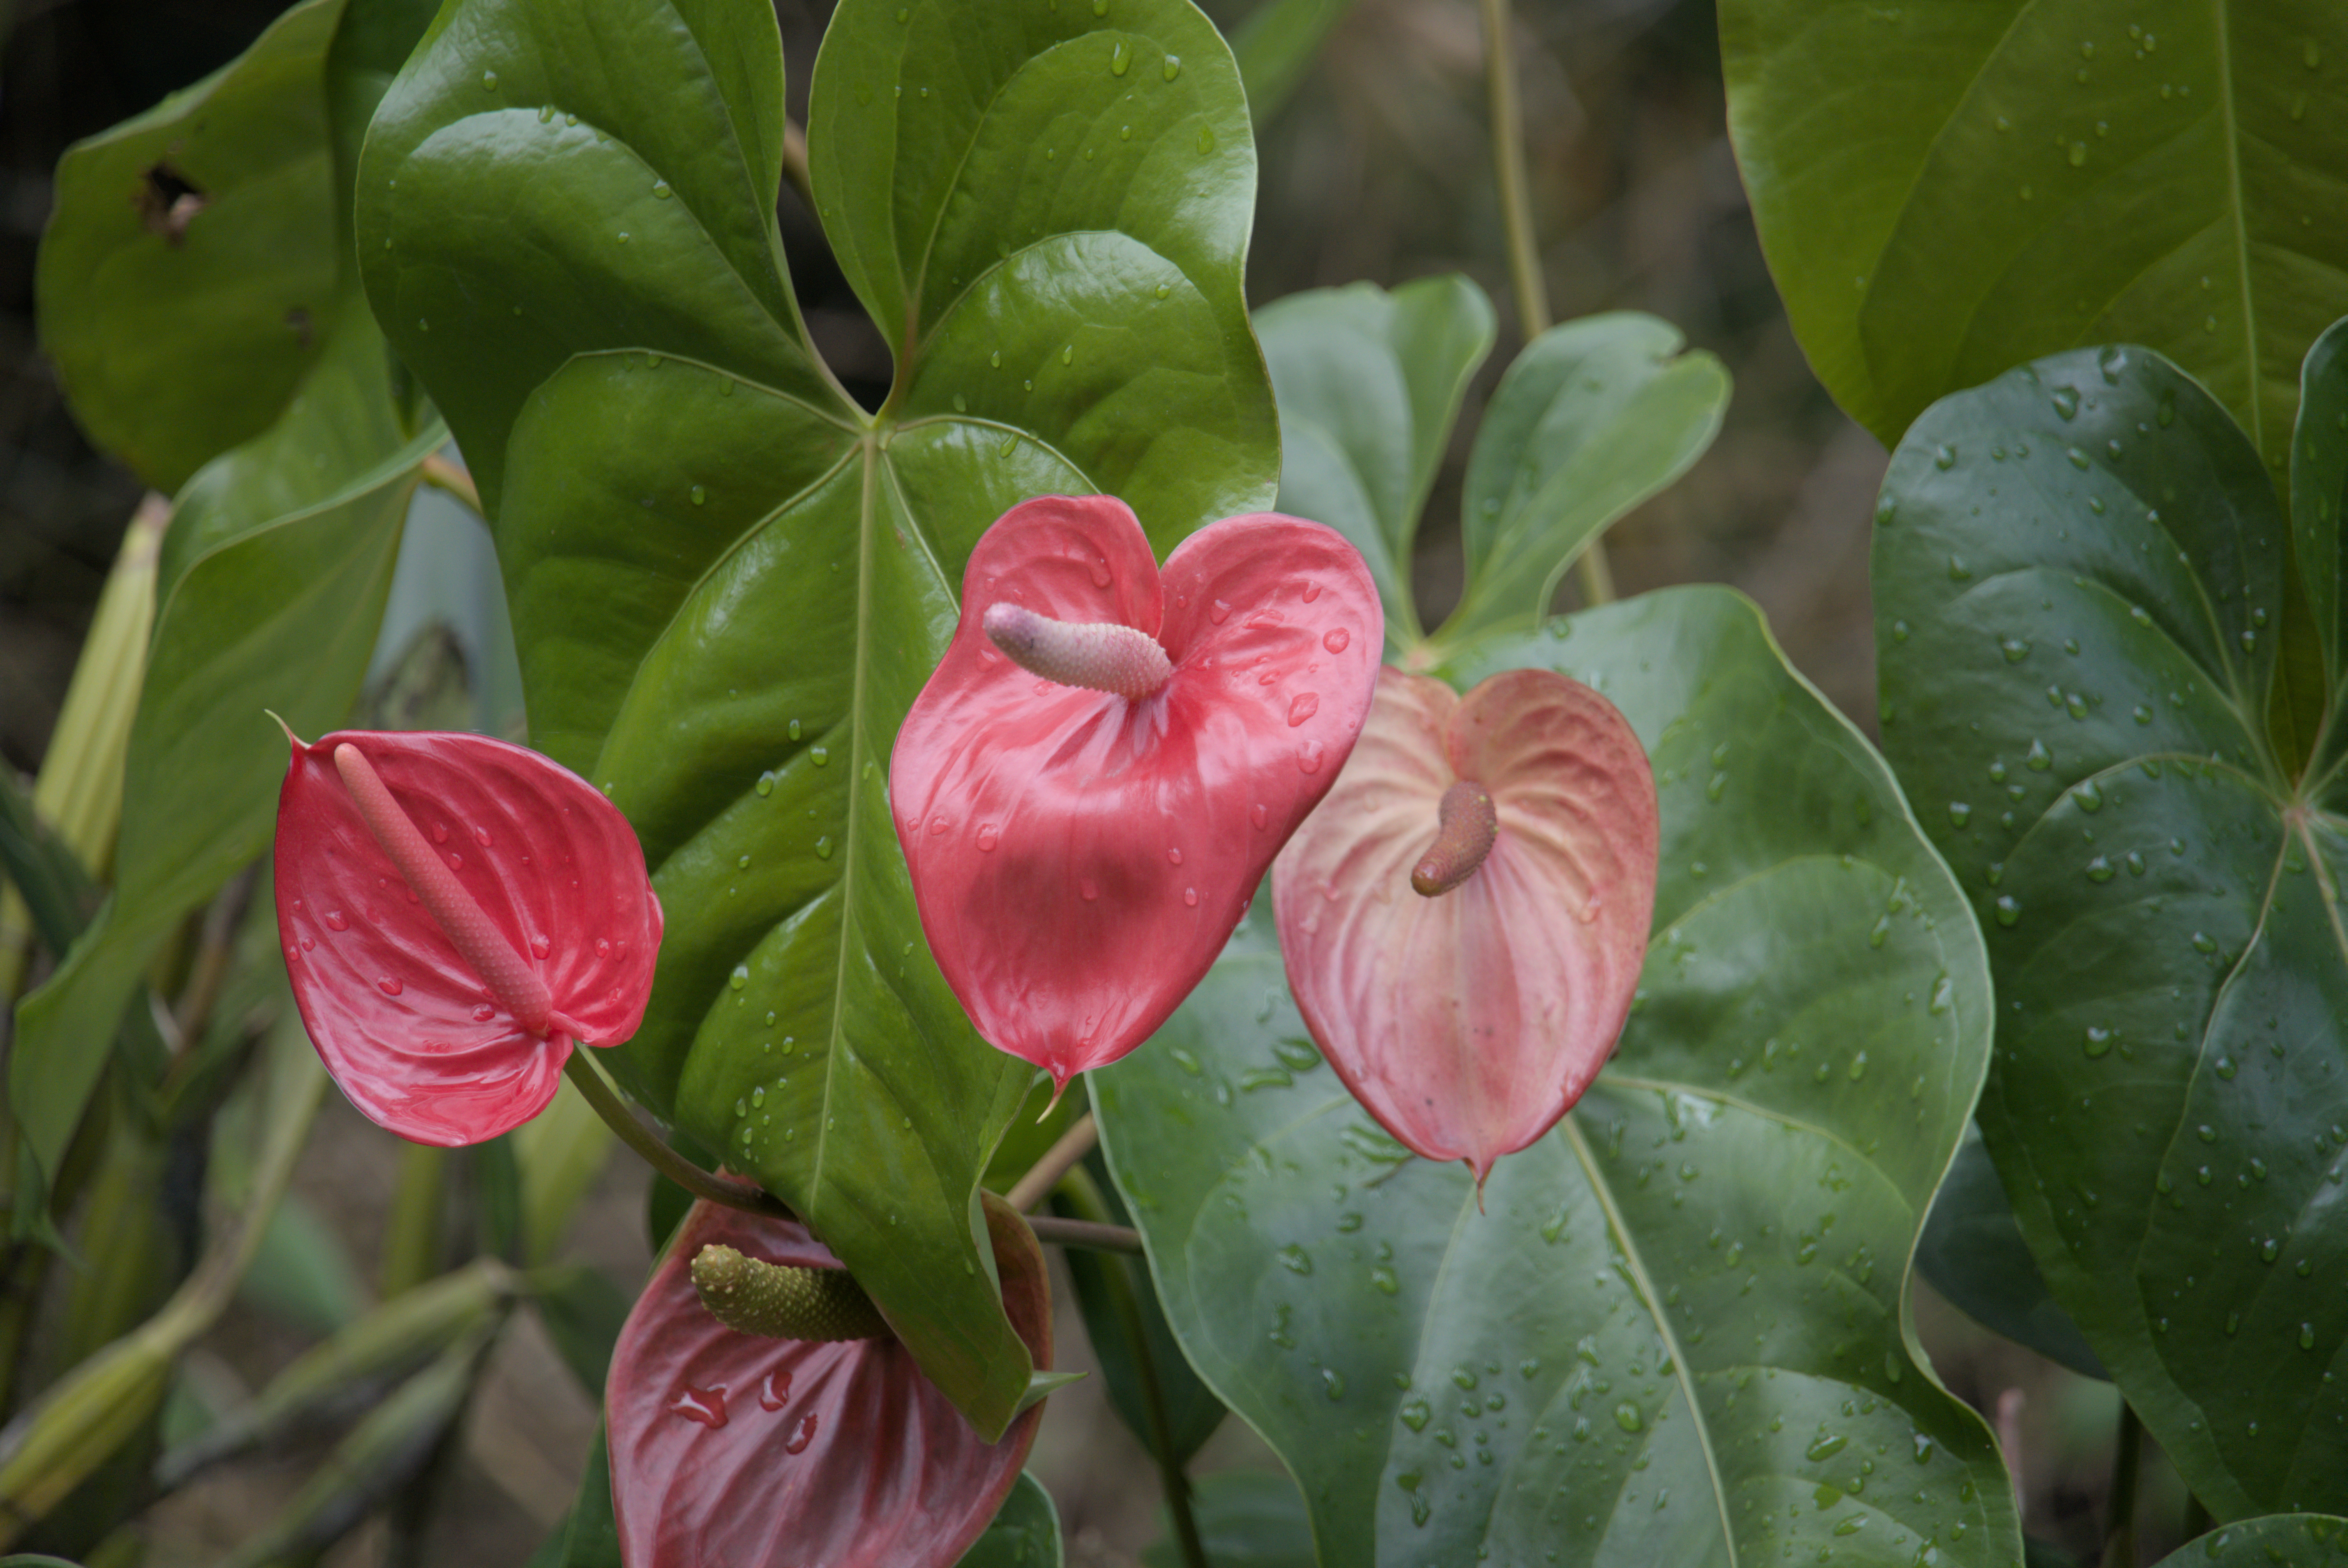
273,728 -> 661,1145
890,494 -> 1382,1088
1273,666 -> 1658,1180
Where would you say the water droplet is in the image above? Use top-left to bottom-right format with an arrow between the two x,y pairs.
730,965 -> 749,991
2026,738 -> 2053,771
1613,1402 -> 1643,1433
1400,1398 -> 1431,1430
1370,1265 -> 1399,1294
1322,1368 -> 1345,1400
1163,53 -> 1182,80
377,976 -> 404,996
1183,887 -> 1198,907
784,1410 -> 818,1453
2084,1026 -> 2113,1058
473,1004 -> 496,1022
531,934 -> 553,959
1298,740 -> 1324,774
324,909 -> 350,932
1807,1432 -> 1849,1461
2193,932 -> 2218,954
1109,39 -> 1132,74
756,772 -> 775,797
1322,627 -> 1351,654
2051,386 -> 2080,419
1209,599 -> 1232,624
1995,896 -> 2021,927
1279,1244 -> 1313,1274
2302,1323 -> 2318,1350
1288,692 -> 1320,727
1934,444 -> 1956,470
1949,554 -> 1972,581
2073,780 -> 2104,812
815,835 -> 833,860
670,1383 -> 727,1427
758,1370 -> 792,1410
977,823 -> 999,852
2001,637 -> 2031,663
482,69 -> 499,90
810,746 -> 831,766
538,104 -> 555,123
1197,125 -> 1215,155
1251,803 -> 1269,830
1948,802 -> 1972,828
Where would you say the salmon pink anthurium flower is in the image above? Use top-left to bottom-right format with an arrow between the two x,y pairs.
890,494 -> 1382,1089
273,729 -> 662,1146
1273,667 -> 1658,1182
606,1196 -> 1050,1568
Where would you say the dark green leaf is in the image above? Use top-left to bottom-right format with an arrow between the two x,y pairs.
1437,314 -> 1728,645
1228,0 -> 1357,126
1057,1154 -> 1227,1465
953,1472 -> 1061,1568
12,295 -> 440,1188
2294,318 -> 2348,689
1873,339 -> 2348,1517
1098,585 -> 2018,1564
529,1425 -> 622,1568
357,0 -> 1275,1436
2151,1517 -> 2348,1567
1139,1470 -> 1313,1568
1914,1125 -> 2106,1380
1721,0 -> 2348,470
530,1266 -> 635,1402
1255,277 -> 1494,648
0,772 -> 98,960
35,0 -> 341,492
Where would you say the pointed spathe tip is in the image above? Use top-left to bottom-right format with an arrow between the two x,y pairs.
265,709 -> 304,752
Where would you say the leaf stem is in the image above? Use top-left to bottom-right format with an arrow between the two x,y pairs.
418,452 -> 480,516
1005,1112 -> 1098,1212
1026,1215 -> 1141,1254
2103,1399 -> 2143,1566
782,120 -> 815,215
1476,0 -> 1612,608
559,1051 -> 793,1222
1056,1165 -> 1205,1568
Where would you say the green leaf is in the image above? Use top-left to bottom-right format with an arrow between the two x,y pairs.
1096,585 -> 2018,1565
1437,314 -> 1728,646
1872,338 -> 2348,1517
357,0 -> 1275,1437
1913,1125 -> 2106,1380
1139,1470 -> 1313,1568
14,295 -> 440,1189
1255,277 -> 1495,648
35,0 -> 342,493
1228,0 -> 1358,126
239,1194 -> 368,1337
2294,317 -> 2348,686
529,1426 -> 622,1568
953,1472 -> 1061,1568
1721,0 -> 2348,471
2151,1517 -> 2348,1567
0,772 -> 99,961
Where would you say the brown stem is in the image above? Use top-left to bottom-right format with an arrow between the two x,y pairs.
1005,1113 -> 1098,1212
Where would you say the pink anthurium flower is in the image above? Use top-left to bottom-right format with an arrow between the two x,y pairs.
273,728 -> 661,1146
890,494 -> 1382,1090
606,1195 -> 1051,1568
1273,667 -> 1658,1182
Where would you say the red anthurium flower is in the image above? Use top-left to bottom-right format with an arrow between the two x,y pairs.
890,494 -> 1382,1089
1273,667 -> 1658,1181
273,729 -> 661,1146
606,1196 -> 1050,1568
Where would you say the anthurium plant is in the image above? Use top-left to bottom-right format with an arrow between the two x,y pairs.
9,0 -> 2348,1563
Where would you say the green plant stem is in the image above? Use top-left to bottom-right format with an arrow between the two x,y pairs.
380,1142 -> 449,1299
1476,0 -> 1612,609
559,1051 -> 1140,1251
1005,1112 -> 1097,1212
2104,1400 -> 2143,1567
418,452 -> 480,516
1057,1165 -> 1206,1568
782,119 -> 815,214
560,1050 -> 793,1222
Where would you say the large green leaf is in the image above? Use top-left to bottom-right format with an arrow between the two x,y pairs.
1096,585 -> 2017,1565
2152,1517 -> 2348,1567
36,0 -> 342,493
356,0 -> 1275,1436
1255,279 -> 1726,660
1721,0 -> 2348,471
1913,1125 -> 2107,1380
13,293 -> 439,1187
1255,277 -> 1494,649
1872,337 -> 2348,1516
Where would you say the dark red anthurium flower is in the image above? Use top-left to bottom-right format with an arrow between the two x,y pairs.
606,1196 -> 1050,1568
1273,667 -> 1658,1182
890,494 -> 1382,1090
272,728 -> 661,1146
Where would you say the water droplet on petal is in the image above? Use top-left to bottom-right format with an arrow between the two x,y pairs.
670,1384 -> 728,1427
377,976 -> 404,996
759,1369 -> 792,1410
531,934 -> 553,959
1184,887 -> 1198,907
1209,599 -> 1231,624
977,823 -> 999,852
1298,740 -> 1324,774
1288,692 -> 1320,727
324,909 -> 350,932
784,1410 -> 819,1454
1080,878 -> 1099,902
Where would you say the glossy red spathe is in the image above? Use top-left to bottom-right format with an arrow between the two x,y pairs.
273,728 -> 661,1146
606,1196 -> 1050,1568
1273,667 -> 1658,1181
890,494 -> 1382,1088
